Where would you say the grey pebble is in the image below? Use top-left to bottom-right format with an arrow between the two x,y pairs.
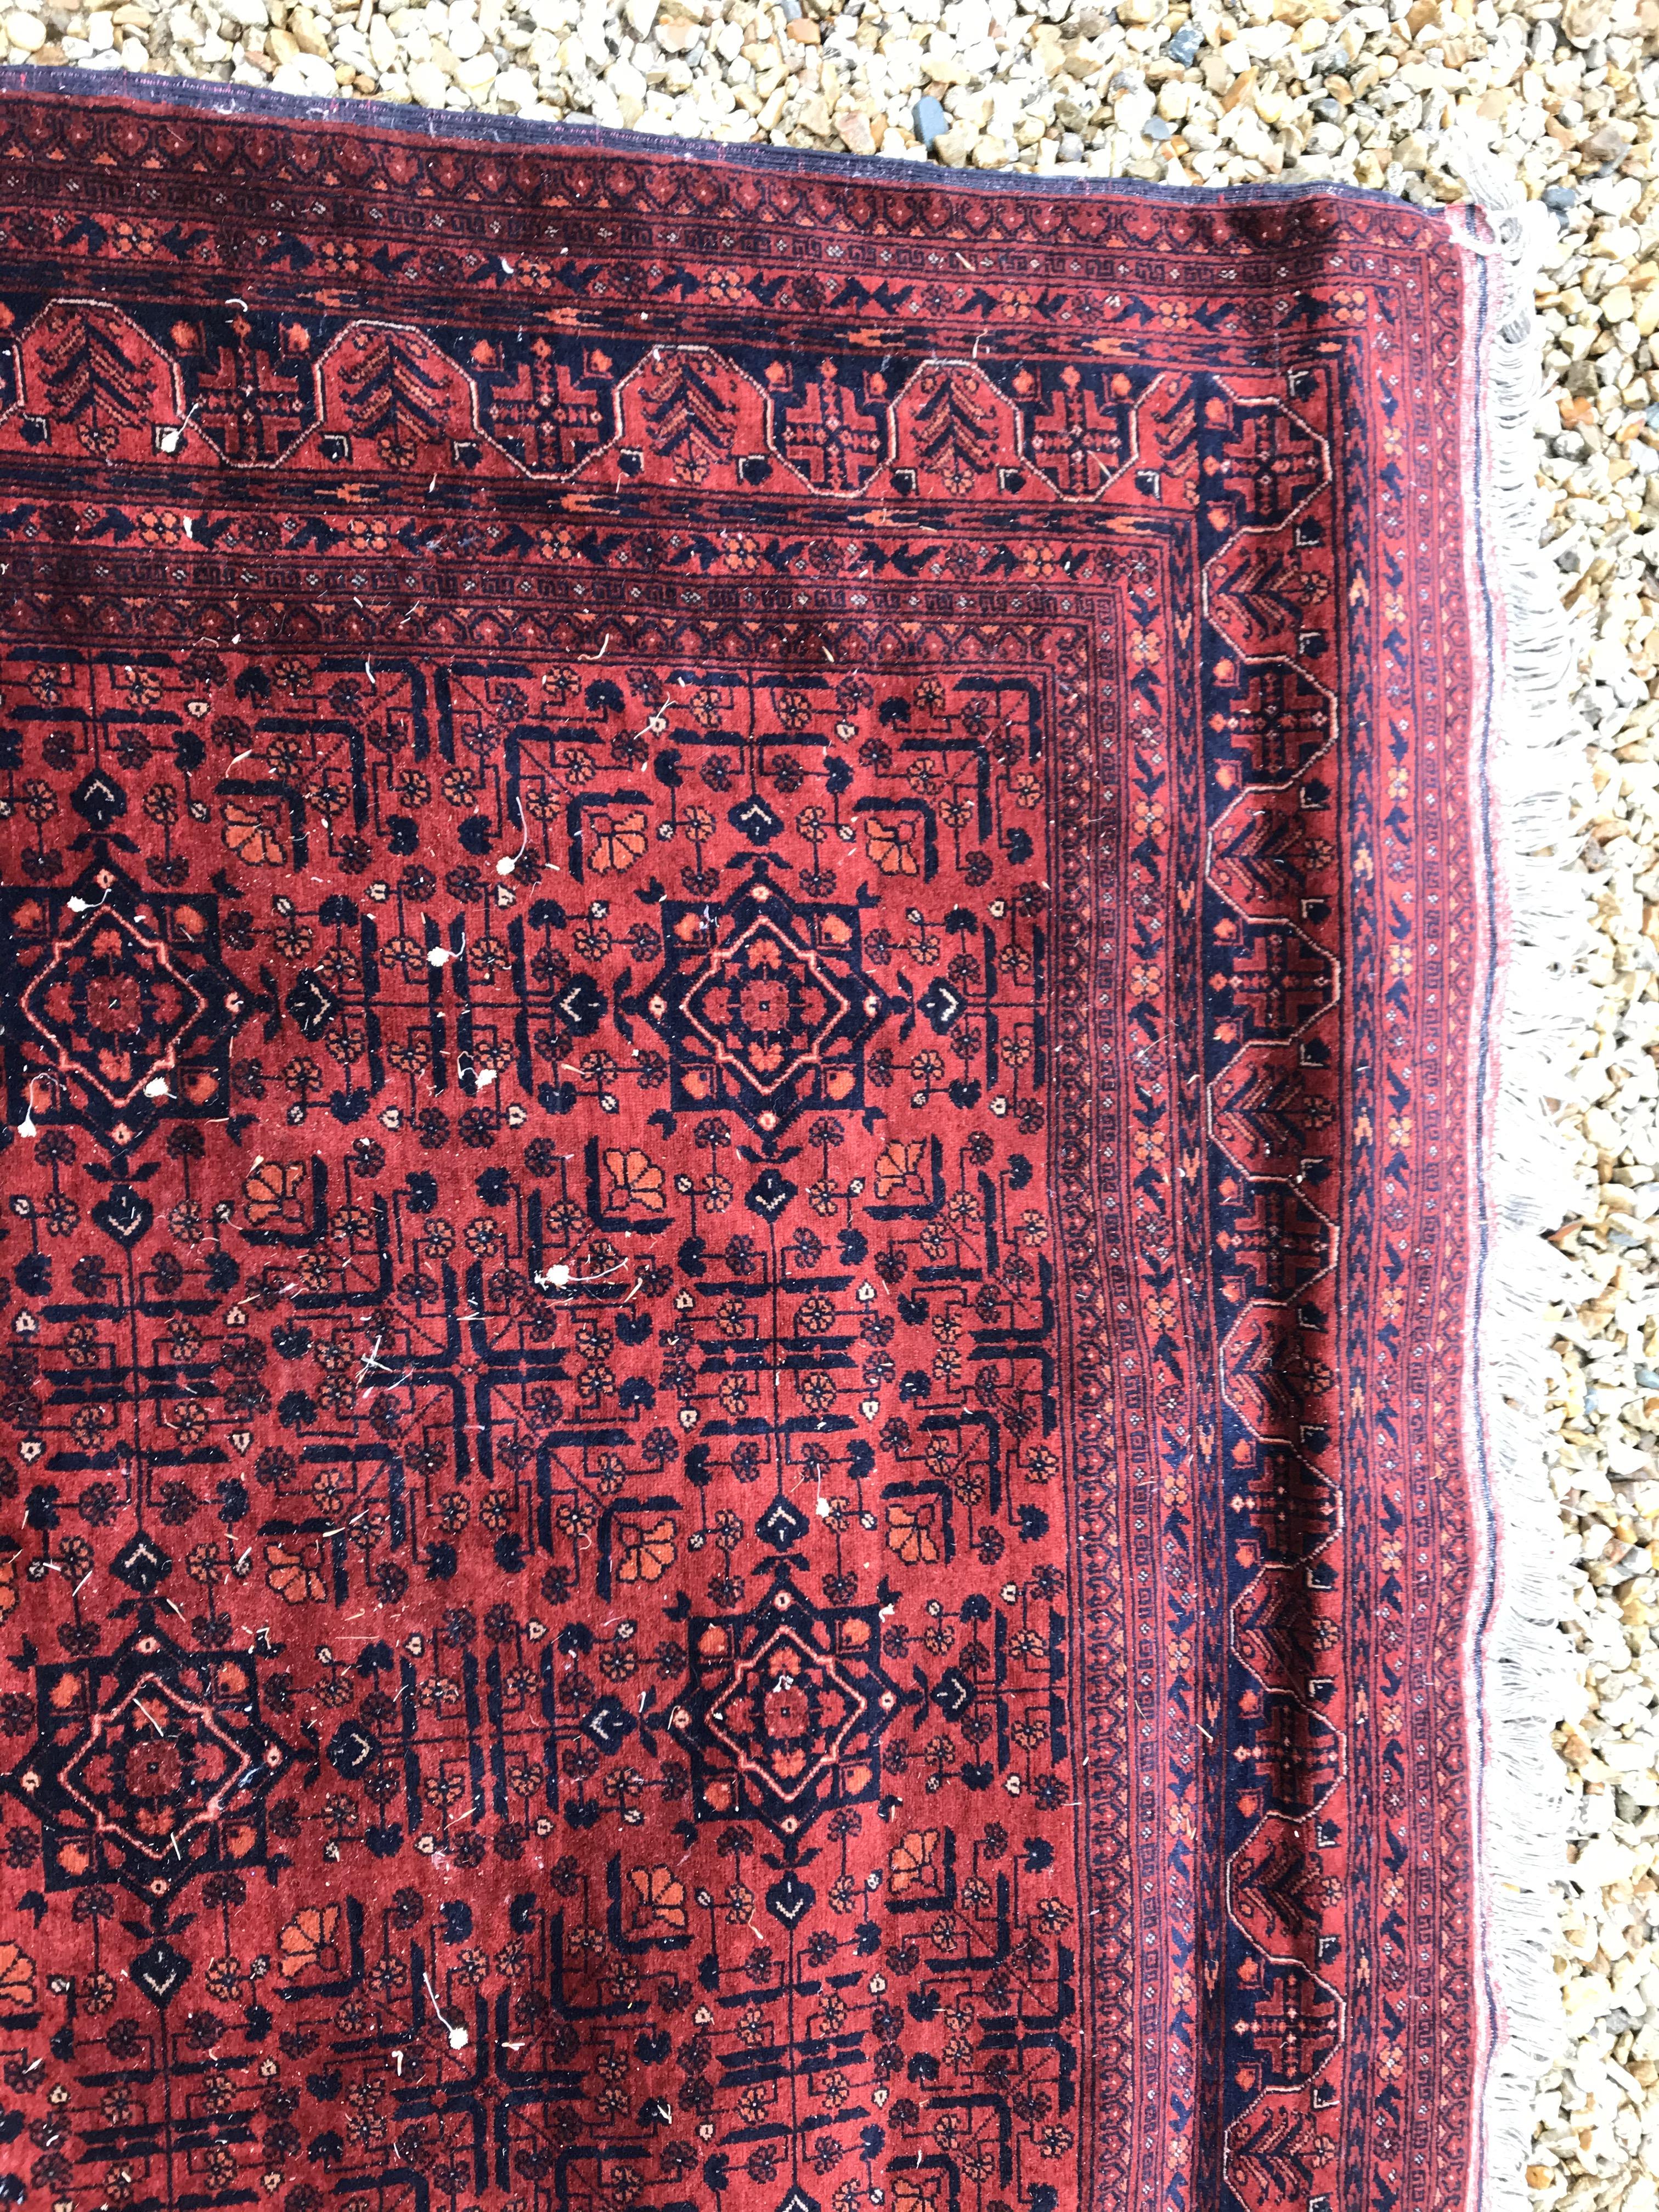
912,93 -> 949,144
1163,19 -> 1200,64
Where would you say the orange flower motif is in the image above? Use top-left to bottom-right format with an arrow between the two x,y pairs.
265,1543 -> 326,1606
873,1139 -> 927,1202
888,1828 -> 940,1897
627,1864 -> 689,1934
279,1906 -> 341,1979
885,1501 -> 940,1567
602,1146 -> 665,1212
864,814 -> 919,876
0,1942 -> 35,2010
242,1159 -> 306,1228
220,798 -> 286,867
585,805 -> 650,874
615,1515 -> 676,1585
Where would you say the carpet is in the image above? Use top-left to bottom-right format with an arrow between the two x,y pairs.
0,77 -> 1572,2212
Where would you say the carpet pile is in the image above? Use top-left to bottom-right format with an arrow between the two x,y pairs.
0,81 -> 1565,2212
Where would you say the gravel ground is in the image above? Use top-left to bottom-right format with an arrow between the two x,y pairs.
5,0 -> 1659,2197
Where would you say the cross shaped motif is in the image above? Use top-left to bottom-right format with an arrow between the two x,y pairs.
769,358 -> 885,492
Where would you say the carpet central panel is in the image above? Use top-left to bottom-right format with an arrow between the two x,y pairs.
0,77 -> 1533,2212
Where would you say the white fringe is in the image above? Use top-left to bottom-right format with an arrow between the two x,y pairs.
1443,136 -> 1589,2212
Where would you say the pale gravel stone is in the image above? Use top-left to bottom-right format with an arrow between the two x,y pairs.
404,50 -> 448,97
269,44 -> 334,83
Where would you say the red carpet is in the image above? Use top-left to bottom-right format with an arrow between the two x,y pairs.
0,77 -> 1553,2212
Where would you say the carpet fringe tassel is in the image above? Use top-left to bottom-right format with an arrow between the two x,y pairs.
1446,134 -> 1592,2212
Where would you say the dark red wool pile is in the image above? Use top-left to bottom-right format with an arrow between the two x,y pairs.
0,76 -> 1505,2212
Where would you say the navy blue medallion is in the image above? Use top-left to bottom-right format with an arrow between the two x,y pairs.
672,1573 -> 901,1839
5,1610 -> 292,1901
639,871 -> 888,1137
0,855 -> 249,1153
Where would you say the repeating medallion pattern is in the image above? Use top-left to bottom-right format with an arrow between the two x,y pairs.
0,78 -> 1487,2212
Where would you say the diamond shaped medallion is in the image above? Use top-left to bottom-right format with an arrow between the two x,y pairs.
670,1575 -> 900,1838
638,873 -> 887,1136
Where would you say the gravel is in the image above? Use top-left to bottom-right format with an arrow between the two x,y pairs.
0,0 -> 1640,188
8,0 -> 1659,2197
